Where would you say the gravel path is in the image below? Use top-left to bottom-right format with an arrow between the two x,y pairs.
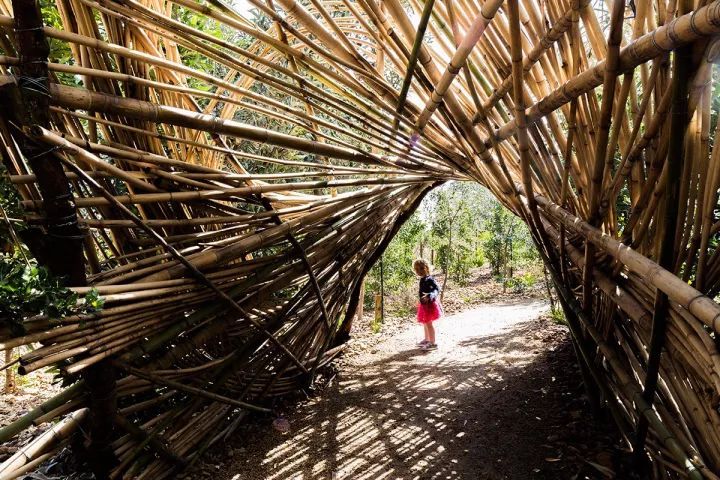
193,299 -> 624,480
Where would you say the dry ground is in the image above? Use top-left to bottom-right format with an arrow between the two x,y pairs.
191,296 -> 627,480
2,270 -> 628,479
0,359 -> 61,461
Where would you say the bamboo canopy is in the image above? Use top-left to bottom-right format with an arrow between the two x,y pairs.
1,0 -> 720,477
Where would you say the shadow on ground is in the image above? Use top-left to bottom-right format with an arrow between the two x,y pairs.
193,300 -> 625,480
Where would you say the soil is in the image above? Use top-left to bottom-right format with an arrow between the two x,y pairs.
0,360 -> 62,462
189,271 -> 630,480
2,269 -> 631,479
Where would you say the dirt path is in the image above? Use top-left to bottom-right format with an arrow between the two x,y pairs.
193,299 -> 625,480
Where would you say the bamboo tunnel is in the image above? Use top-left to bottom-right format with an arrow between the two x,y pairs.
2,0 -> 720,478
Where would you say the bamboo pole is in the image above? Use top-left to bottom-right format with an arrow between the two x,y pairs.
14,80 -> 391,166
0,409 -> 88,477
113,362 -> 270,413
394,0 -> 435,130
635,5 -> 694,457
532,191 -> 720,334
415,0 -> 503,130
492,2 -> 720,143
60,155 -> 311,372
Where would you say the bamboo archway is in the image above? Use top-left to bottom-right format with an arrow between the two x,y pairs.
2,0 -> 720,477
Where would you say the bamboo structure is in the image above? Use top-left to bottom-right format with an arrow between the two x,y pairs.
1,0 -> 720,477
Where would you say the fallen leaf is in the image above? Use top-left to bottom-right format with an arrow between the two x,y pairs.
272,417 -> 290,433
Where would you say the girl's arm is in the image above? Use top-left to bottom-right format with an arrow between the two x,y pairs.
428,277 -> 440,300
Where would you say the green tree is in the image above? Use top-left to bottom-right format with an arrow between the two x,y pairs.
425,182 -> 487,292
482,202 -> 537,290
362,181 -> 540,317
365,213 -> 426,304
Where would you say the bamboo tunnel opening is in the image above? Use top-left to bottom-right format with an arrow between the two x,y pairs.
1,0 -> 720,477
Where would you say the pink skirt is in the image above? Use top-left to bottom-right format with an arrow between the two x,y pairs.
417,300 -> 443,324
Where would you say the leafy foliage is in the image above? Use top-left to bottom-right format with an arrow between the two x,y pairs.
0,164 -> 23,221
503,272 -> 537,294
365,214 -> 425,302
0,254 -> 104,335
425,182 -> 487,285
38,0 -> 83,86
364,182 -> 541,312
482,202 -> 537,280
1,165 -> 25,259
550,305 -> 566,325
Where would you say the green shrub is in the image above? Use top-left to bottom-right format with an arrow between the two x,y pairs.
503,272 -> 537,294
519,272 -> 537,288
550,306 -> 566,325
0,254 -> 104,335
474,247 -> 485,268
365,214 -> 425,308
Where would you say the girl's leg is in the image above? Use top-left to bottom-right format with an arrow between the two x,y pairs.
423,323 -> 430,342
427,322 -> 436,344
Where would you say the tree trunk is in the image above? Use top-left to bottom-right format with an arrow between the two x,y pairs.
502,233 -> 509,292
441,230 -> 451,301
11,2 -> 115,478
543,265 -> 556,310
4,349 -> 15,394
356,280 -> 365,322
10,0 -> 86,285
374,293 -> 382,324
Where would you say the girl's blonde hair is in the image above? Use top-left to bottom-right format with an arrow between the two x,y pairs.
413,259 -> 430,276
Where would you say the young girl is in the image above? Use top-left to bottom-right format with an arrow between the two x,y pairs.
413,259 -> 442,350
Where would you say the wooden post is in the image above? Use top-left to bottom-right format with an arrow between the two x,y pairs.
356,280 -> 365,321
10,1 -> 115,477
3,349 -> 15,393
379,256 -> 385,321
542,265 -> 556,312
10,0 -> 86,285
634,11 -> 693,460
374,293 -> 382,324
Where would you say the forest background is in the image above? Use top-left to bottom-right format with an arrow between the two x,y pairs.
363,181 -> 543,327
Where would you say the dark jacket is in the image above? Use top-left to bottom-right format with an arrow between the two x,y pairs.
418,275 -> 440,302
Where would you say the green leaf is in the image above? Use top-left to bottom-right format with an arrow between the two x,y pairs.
0,254 -> 104,336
